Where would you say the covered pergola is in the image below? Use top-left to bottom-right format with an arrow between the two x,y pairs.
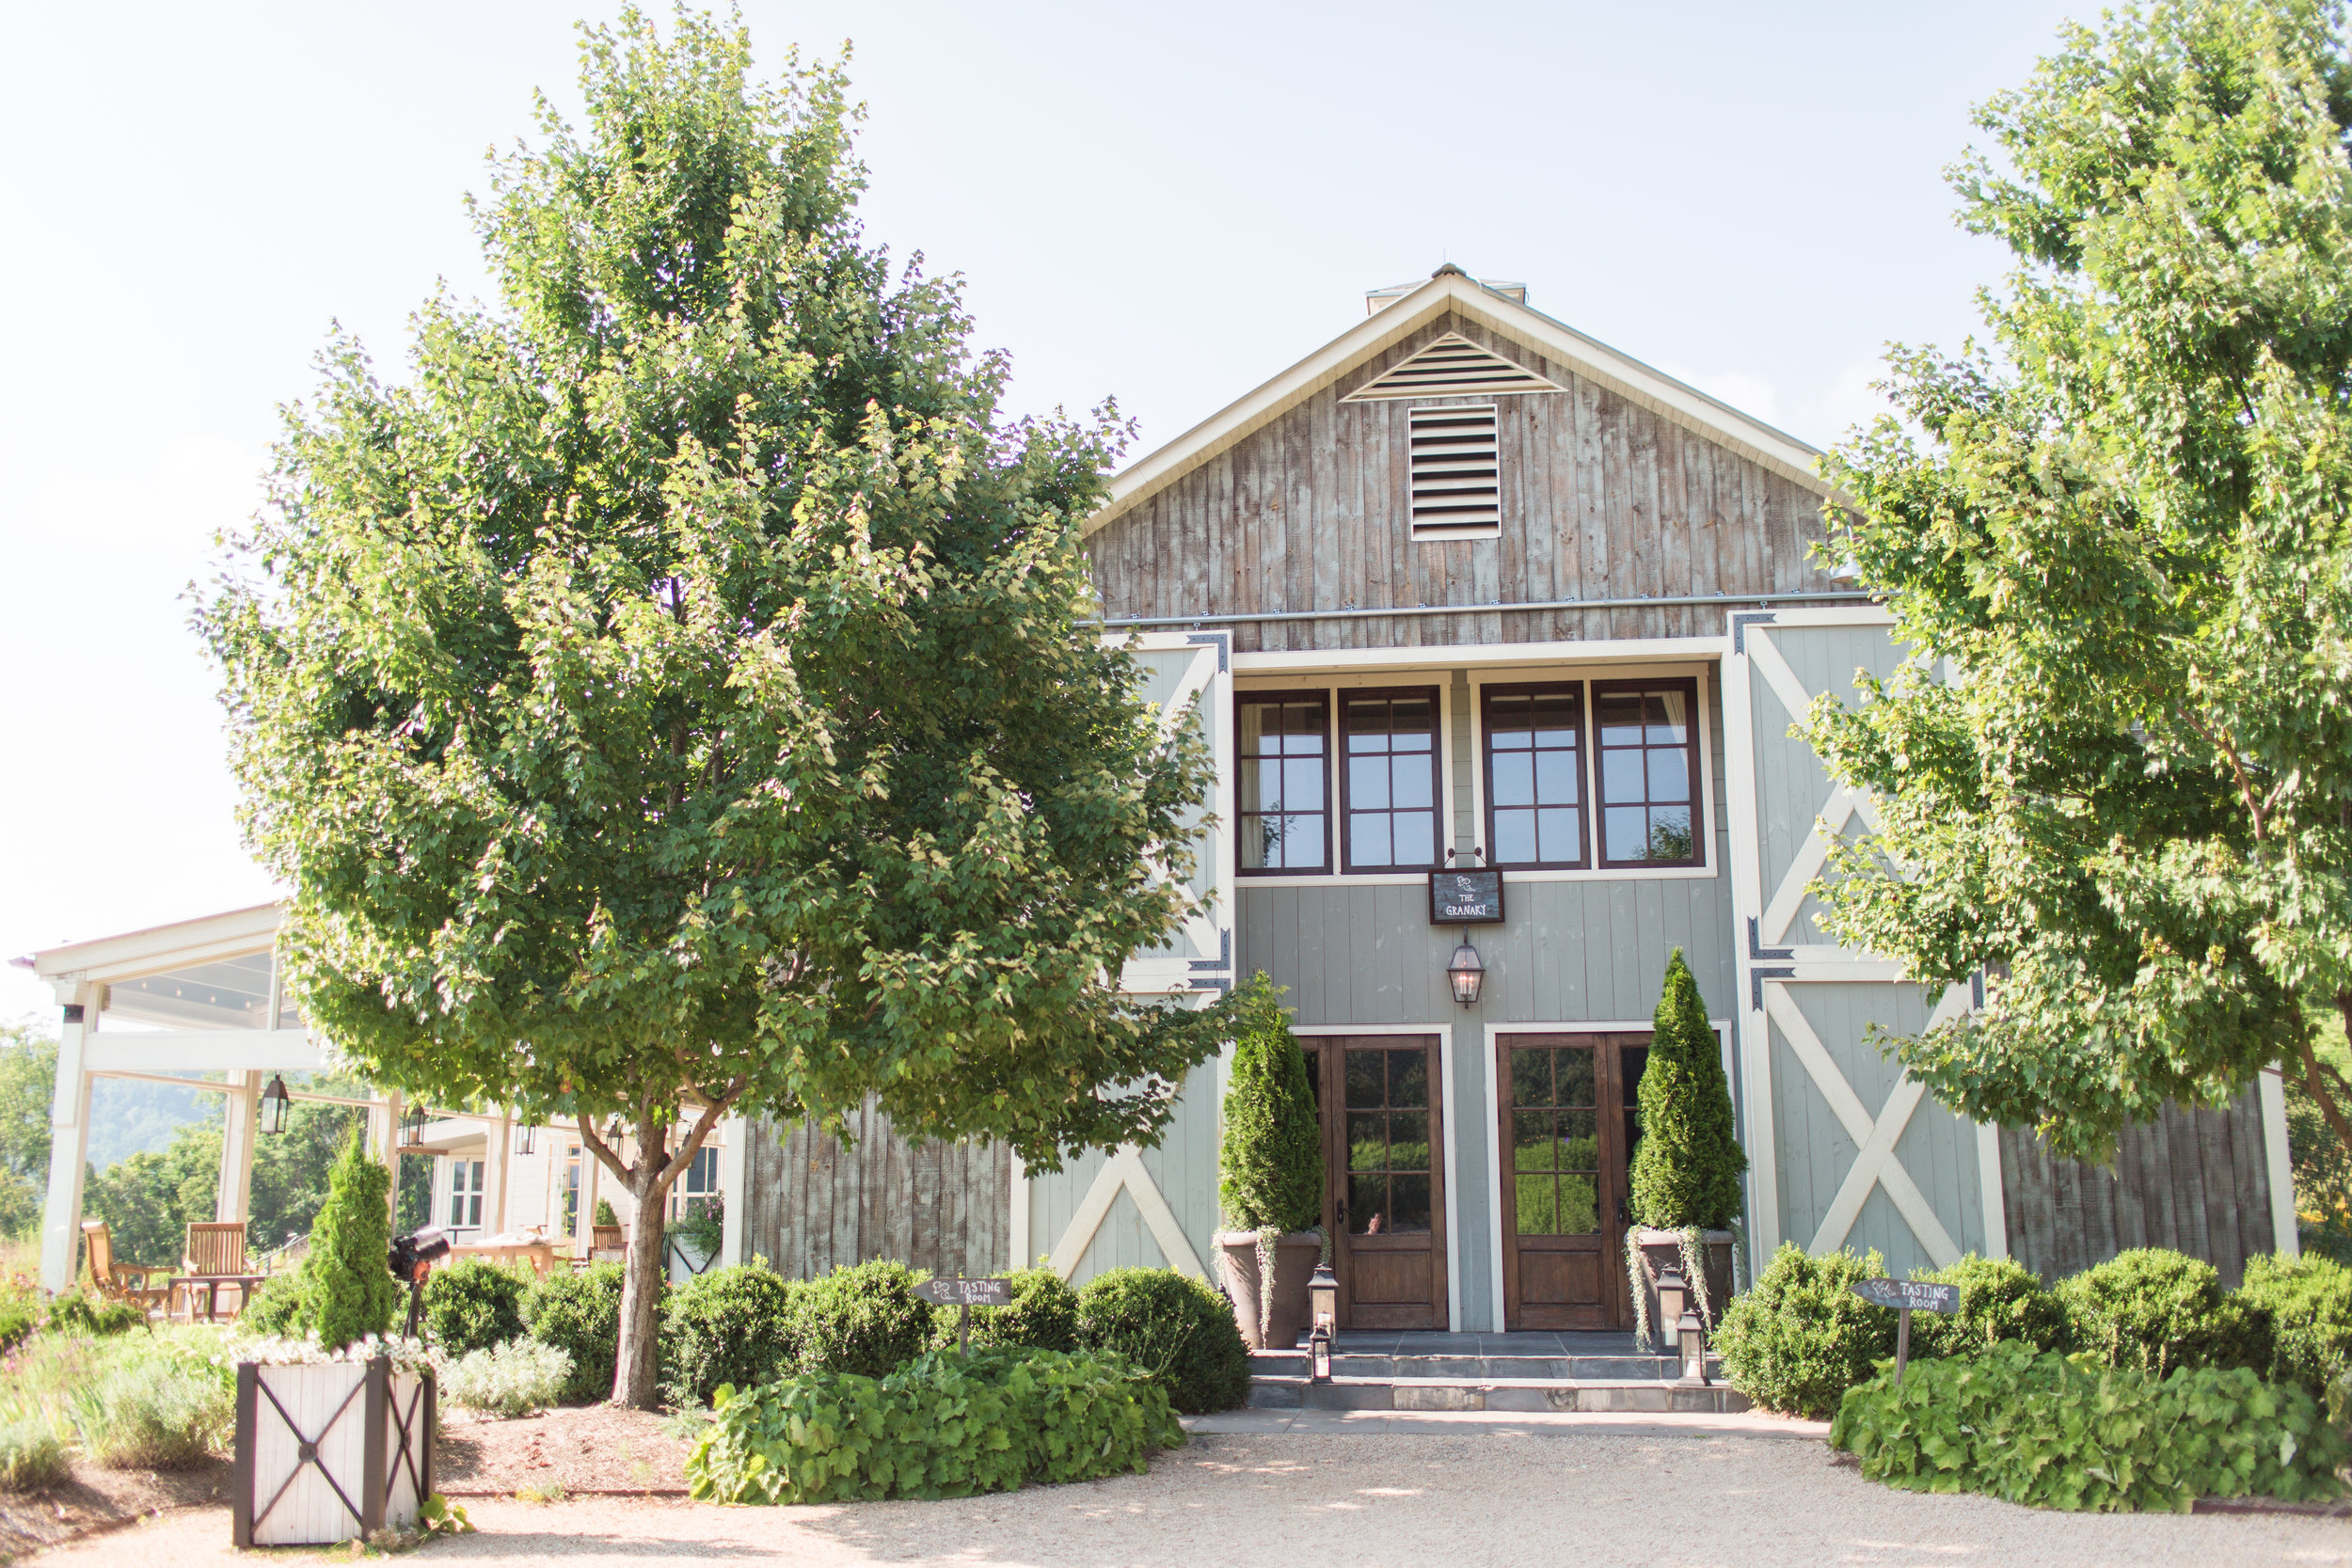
21,903 -> 744,1293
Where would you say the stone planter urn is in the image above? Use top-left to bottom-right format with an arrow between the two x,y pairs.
1216,1231 -> 1324,1351
1629,1227 -> 1737,1349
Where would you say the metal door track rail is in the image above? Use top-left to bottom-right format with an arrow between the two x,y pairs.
1101,590 -> 1872,631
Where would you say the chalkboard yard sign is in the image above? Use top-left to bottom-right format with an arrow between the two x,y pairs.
1428,869 -> 1505,925
915,1277 -> 1013,1307
1849,1279 -> 1960,1314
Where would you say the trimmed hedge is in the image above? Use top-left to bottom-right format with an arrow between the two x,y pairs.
686,1347 -> 1184,1504
240,1270 -> 308,1337
1908,1255 -> 2069,1359
930,1267 -> 1079,1354
663,1264 -> 799,1407
1073,1267 -> 1249,1415
2056,1249 -> 2270,1377
522,1261 -> 626,1404
1832,1339 -> 2346,1510
2239,1251 -> 2352,1402
421,1259 -> 532,1356
791,1260 -> 932,1380
1713,1244 -> 1895,1420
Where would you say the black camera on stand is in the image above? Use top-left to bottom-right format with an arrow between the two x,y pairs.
388,1229 -> 453,1341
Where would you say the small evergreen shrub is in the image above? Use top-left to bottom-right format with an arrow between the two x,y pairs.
2056,1248 -> 2269,1377
1629,949 -> 1745,1230
2239,1251 -> 2352,1402
1909,1254 -> 2070,1358
791,1260 -> 931,1380
1713,1244 -> 1896,1419
1832,1339 -> 2347,1510
240,1269 -> 309,1337
421,1259 -> 533,1356
303,1132 -> 398,1352
521,1261 -> 625,1404
930,1267 -> 1080,1354
0,1418 -> 67,1492
594,1198 -> 618,1227
1218,974 -> 1323,1235
1074,1267 -> 1249,1415
686,1346 -> 1184,1504
44,1290 -> 142,1338
662,1264 -> 799,1407
437,1338 -> 574,1418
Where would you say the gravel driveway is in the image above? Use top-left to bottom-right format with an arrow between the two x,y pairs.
27,1433 -> 2352,1567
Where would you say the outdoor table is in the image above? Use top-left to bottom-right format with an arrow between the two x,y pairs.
168,1273 -> 265,1323
449,1240 -> 560,1276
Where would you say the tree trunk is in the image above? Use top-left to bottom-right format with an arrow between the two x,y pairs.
612,1141 -> 670,1410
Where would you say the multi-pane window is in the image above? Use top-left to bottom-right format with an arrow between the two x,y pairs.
1510,1043 -> 1599,1236
1341,690 -> 1440,872
1594,679 -> 1702,867
1343,1048 -> 1433,1235
561,1146 -> 581,1238
1238,694 -> 1330,874
447,1158 -> 485,1230
1483,685 -> 1587,868
670,1145 -> 721,1219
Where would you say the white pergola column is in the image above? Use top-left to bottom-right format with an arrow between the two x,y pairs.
216,1069 -> 262,1224
38,984 -> 99,1291
483,1113 -> 512,1236
577,1140 -> 602,1260
375,1089 -> 404,1229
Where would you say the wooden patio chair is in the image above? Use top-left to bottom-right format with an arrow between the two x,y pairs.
178,1221 -> 256,1321
80,1220 -> 169,1312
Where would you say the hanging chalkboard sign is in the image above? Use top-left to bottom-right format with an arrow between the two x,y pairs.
1428,869 -> 1505,925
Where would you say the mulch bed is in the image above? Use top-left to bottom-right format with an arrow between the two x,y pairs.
434,1403 -> 701,1497
0,1455 -> 230,1565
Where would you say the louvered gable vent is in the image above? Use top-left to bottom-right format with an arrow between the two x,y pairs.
1344,331 -> 1564,401
1408,404 -> 1501,540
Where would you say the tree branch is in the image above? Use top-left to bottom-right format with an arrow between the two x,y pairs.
2298,1021 -> 2352,1163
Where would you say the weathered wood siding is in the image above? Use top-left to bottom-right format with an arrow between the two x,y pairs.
740,1100 -> 1009,1280
1998,1089 -> 2277,1287
1087,312 -> 1838,649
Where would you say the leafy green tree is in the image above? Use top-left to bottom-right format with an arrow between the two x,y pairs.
304,1130 -> 399,1351
1217,974 -> 1322,1235
1807,0 -> 2352,1162
0,1021 -> 56,1188
1629,949 -> 1746,1229
199,9 -> 1225,1406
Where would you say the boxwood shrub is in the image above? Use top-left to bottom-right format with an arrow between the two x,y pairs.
421,1259 -> 532,1356
2056,1248 -> 2269,1377
663,1263 -> 799,1407
1073,1267 -> 1249,1415
240,1270 -> 308,1337
685,1346 -> 1184,1504
2238,1251 -> 2352,1402
930,1267 -> 1080,1354
791,1260 -> 931,1379
1908,1254 -> 2069,1359
1832,1338 -> 2346,1510
521,1260 -> 626,1404
1713,1244 -> 1896,1419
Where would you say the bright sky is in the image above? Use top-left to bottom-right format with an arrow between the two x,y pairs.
0,0 -> 2085,1022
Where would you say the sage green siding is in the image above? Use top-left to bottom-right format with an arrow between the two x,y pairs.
1015,1061 -> 1223,1279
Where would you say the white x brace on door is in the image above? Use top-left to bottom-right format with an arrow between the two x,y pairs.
1724,607 -> 2007,1277
1008,632 -> 1233,1282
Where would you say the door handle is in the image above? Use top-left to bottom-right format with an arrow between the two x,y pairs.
1616,1197 -> 1629,1227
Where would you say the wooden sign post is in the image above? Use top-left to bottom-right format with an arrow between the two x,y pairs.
915,1276 -> 1014,1354
1849,1278 -> 1961,1385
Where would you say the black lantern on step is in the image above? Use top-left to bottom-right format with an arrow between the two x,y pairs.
258,1074 -> 292,1136
400,1101 -> 428,1150
1307,1261 -> 1338,1383
1677,1307 -> 1710,1386
1446,939 -> 1486,1007
1655,1264 -> 1685,1354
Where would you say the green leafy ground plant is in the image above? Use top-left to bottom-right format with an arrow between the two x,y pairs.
685,1347 -> 1183,1504
1832,1340 -> 2346,1511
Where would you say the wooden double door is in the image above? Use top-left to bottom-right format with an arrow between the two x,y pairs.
1301,1036 -> 1448,1330
1498,1032 -> 1650,1330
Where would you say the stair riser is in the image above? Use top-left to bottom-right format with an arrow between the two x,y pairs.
1251,1355 -> 1722,1382
1247,1380 -> 1750,1415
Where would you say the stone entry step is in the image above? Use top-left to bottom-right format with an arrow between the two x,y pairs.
1252,1350 -> 1713,1382
1246,1373 -> 1751,1415
1246,1333 -> 1747,1416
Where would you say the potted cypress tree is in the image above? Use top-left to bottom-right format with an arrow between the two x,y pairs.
1626,949 -> 1747,1350
1216,974 -> 1325,1351
230,1130 -> 437,1547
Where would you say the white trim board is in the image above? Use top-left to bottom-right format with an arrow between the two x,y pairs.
1293,1023 -> 1459,1334
1089,271 -> 1832,536
1232,636 -> 1728,676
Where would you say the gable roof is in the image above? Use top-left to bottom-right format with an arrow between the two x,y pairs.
1086,266 -> 1831,538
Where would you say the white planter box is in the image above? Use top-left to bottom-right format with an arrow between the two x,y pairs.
230,1357 -> 435,1546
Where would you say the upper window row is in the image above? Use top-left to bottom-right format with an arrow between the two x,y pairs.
1236,679 -> 1703,877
